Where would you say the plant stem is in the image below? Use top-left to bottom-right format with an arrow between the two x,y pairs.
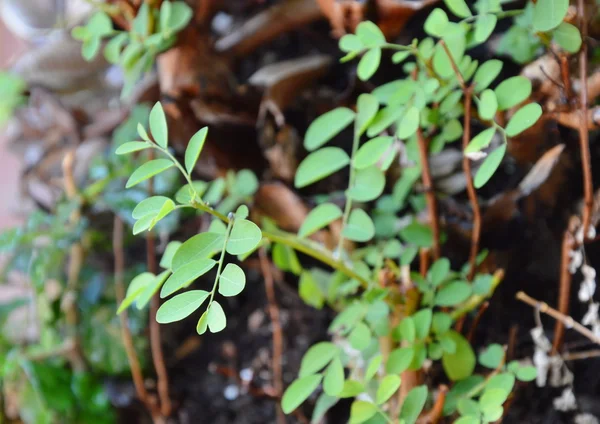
337,130 -> 361,255
207,218 -> 234,306
450,269 -> 504,320
416,129 -> 441,260
113,215 -> 157,416
552,228 -> 574,355
517,291 -> 600,345
154,138 -> 371,288
440,40 -> 481,280
258,248 -> 285,424
146,149 -> 172,417
577,0 -> 594,240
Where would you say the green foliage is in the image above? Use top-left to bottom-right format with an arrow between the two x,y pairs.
0,72 -> 26,127
72,1 -> 193,97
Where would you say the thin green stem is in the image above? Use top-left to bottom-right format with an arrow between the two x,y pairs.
149,136 -> 371,288
208,217 -> 234,306
337,130 -> 361,254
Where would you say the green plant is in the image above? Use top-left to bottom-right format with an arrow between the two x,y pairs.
72,1 -> 192,97
0,72 -> 26,127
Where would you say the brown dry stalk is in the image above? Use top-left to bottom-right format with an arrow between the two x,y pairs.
563,349 -> 600,361
551,229 -> 574,354
113,216 -> 156,415
146,150 -> 172,417
467,301 -> 489,343
577,0 -> 594,240
440,40 -> 481,280
258,248 -> 285,424
417,385 -> 448,424
516,291 -> 600,345
61,151 -> 87,372
416,130 -> 441,260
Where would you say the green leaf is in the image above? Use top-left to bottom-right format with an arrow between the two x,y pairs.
172,232 -> 224,270
299,271 -> 325,309
533,0 -> 568,32
156,290 -> 209,323
441,119 -> 463,142
428,258 -> 450,286
207,301 -> 227,333
487,372 -> 516,393
473,274 -> 493,295
465,128 -> 496,154
553,22 -> 582,53
343,209 -> 375,242
133,215 -> 153,235
457,398 -> 480,416
312,394 -> 339,424
218,263 -> 246,297
358,48 -> 381,81
356,94 -> 379,136
160,241 -> 182,269
397,106 -> 420,139
350,400 -> 378,424
392,51 -> 411,64
444,0 -> 472,18
340,34 -> 365,52
505,103 -> 543,137
349,322 -> 371,351
137,123 -> 150,141
515,366 -> 537,382
442,331 -> 476,380
367,104 -> 405,136
425,8 -> 449,37
300,342 -> 339,377
398,317 -> 416,342
298,203 -> 343,238
282,374 -> 323,414
399,222 -> 433,248
480,388 -> 509,410
304,108 -> 355,151
340,380 -> 365,398
115,140 -> 149,156
117,272 -> 155,314
232,169 -> 259,197
132,3 -> 150,36
185,127 -> 208,173
473,60 -> 502,92
323,356 -> 344,396
479,343 -> 504,369
149,102 -> 168,148
482,405 -> 504,422
82,36 -> 102,61
295,147 -> 350,188
494,76 -> 532,110
433,25 -> 466,79
354,136 -> 394,169
126,159 -> 174,188
347,166 -> 386,202
356,21 -> 386,47
235,204 -> 249,220
366,355 -> 383,381
376,375 -> 401,405
474,13 -> 497,43
149,199 -> 175,229
435,281 -> 472,306
455,417 -> 480,424
474,143 -> 506,189
133,196 -> 171,220
163,1 -> 193,32
386,347 -> 414,374
226,219 -> 262,255
160,258 -> 217,298
399,385 -> 428,424
432,312 -> 453,334
136,270 -> 170,309
413,309 -> 433,339
478,89 -> 498,120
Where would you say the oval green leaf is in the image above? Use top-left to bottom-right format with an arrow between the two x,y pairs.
304,108 -> 355,151
149,102 -> 168,148
298,203 -> 343,238
342,209 -> 375,242
295,147 -> 350,189
494,76 -> 531,111
185,127 -> 208,173
354,136 -> 394,169
160,258 -> 217,298
474,143 -> 506,188
156,290 -> 209,324
281,374 -> 323,414
226,219 -> 262,255
347,166 -> 386,202
505,103 -> 542,137
126,159 -> 174,188
533,0 -> 568,32
218,263 -> 246,297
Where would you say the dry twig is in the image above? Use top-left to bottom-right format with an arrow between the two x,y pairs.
516,291 -> 600,346
258,247 -> 285,424
552,228 -> 575,354
113,216 -> 157,416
